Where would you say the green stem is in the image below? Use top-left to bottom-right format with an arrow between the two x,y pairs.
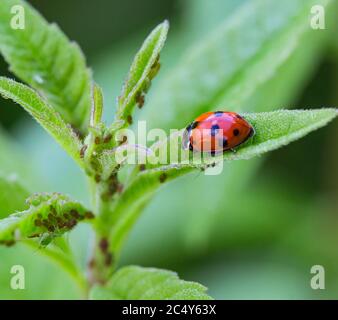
87,176 -> 116,285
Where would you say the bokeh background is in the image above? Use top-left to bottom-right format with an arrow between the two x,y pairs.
0,0 -> 337,299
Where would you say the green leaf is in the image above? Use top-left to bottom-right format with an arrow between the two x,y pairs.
0,192 -> 94,246
0,0 -> 92,133
0,174 -> 30,219
0,77 -> 84,167
90,265 -> 212,300
149,108 -> 338,168
114,20 -> 169,128
91,83 -> 104,128
107,108 -> 337,255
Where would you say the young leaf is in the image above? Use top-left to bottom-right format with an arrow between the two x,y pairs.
0,174 -> 30,219
0,77 -> 84,167
91,84 -> 104,127
106,108 -> 337,255
90,266 -> 212,300
114,20 -> 169,128
0,192 -> 94,246
98,144 -> 154,180
0,0 -> 92,133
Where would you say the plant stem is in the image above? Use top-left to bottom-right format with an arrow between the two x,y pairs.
87,176 -> 115,285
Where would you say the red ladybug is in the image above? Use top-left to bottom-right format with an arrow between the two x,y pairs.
183,111 -> 255,155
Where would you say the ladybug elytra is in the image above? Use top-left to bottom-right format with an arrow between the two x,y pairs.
183,111 -> 255,155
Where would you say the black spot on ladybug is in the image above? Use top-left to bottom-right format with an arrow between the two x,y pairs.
236,114 -> 243,119
222,138 -> 228,148
214,111 -> 223,117
159,173 -> 167,183
233,129 -> 240,136
210,125 -> 220,136
191,121 -> 199,129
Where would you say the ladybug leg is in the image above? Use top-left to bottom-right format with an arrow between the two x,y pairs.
210,151 -> 216,157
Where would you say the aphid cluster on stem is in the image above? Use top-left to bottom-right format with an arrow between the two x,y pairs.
98,237 -> 114,267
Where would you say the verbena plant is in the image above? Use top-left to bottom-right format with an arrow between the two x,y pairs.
0,0 -> 337,299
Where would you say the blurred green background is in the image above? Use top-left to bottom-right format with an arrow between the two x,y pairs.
0,0 -> 337,299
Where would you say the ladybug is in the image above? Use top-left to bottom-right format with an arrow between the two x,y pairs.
182,111 -> 255,155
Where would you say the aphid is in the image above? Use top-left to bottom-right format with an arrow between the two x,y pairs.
103,134 -> 112,144
119,135 -> 128,145
105,253 -> 113,266
95,174 -> 101,183
84,211 -> 95,219
66,219 -> 77,229
135,91 -> 145,109
94,136 -> 101,145
34,219 -> 42,227
99,238 -> 109,253
127,115 -> 133,125
159,173 -> 167,183
117,183 -> 124,193
70,209 -> 80,219
139,164 -> 146,171
80,145 -> 88,158
183,111 -> 255,155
